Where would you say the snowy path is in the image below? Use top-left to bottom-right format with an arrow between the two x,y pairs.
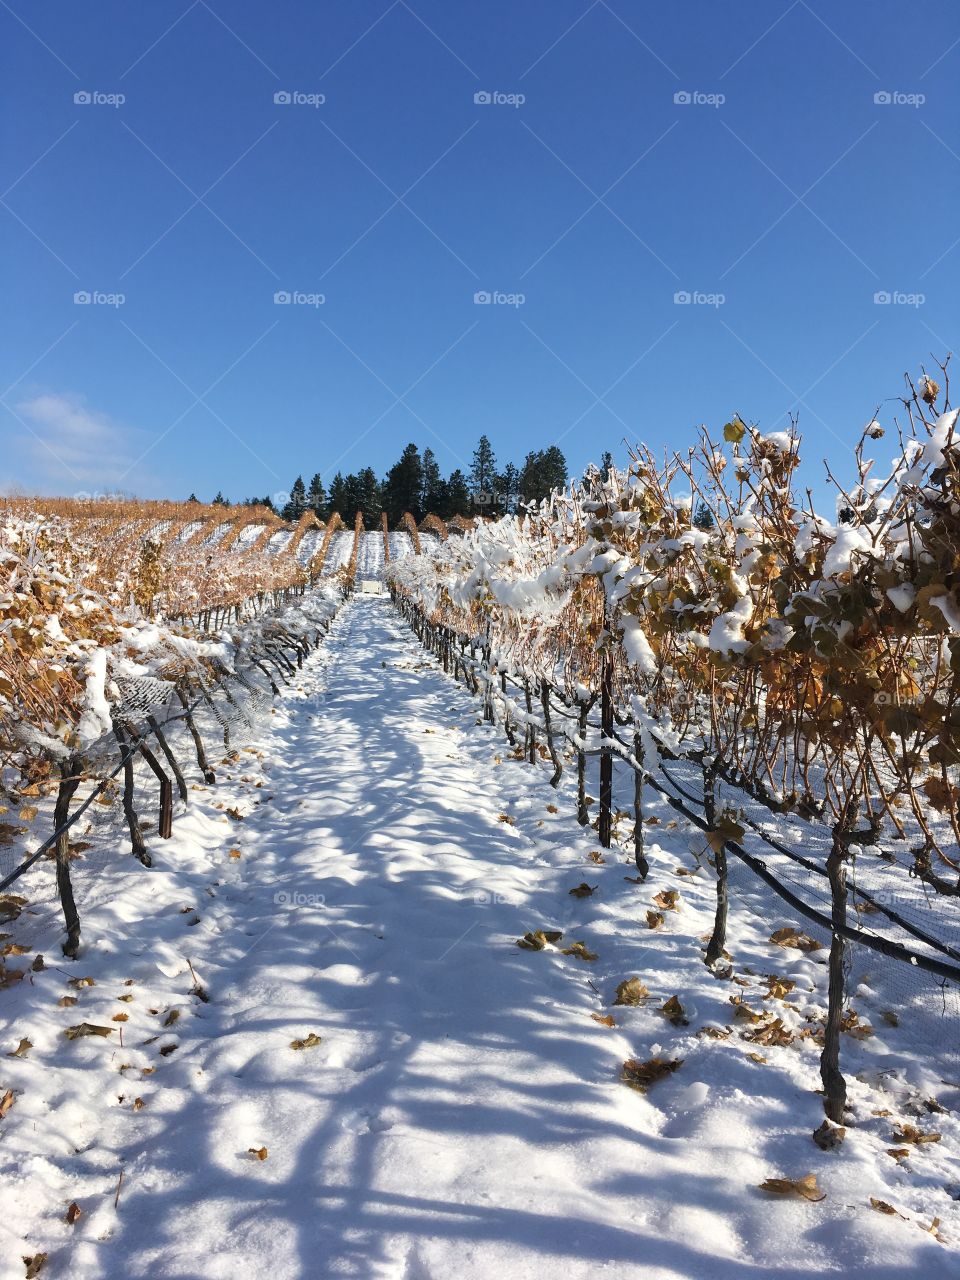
3,597 -> 958,1278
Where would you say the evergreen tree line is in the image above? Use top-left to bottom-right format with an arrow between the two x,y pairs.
213,436 -> 571,527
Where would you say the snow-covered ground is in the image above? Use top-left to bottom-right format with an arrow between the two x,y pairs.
322,530 -> 353,575
1,596 -> 957,1278
387,531 -> 414,563
265,530 -> 293,557
229,522 -> 267,552
356,531 -> 385,580
295,528 -> 324,566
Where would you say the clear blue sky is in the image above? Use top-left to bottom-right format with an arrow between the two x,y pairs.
2,0 -> 957,504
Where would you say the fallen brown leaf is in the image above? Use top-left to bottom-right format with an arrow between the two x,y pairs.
759,1173 -> 825,1202
290,1033 -> 322,1050
621,1056 -> 683,1092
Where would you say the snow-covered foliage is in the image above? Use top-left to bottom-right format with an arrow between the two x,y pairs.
388,367 -> 960,879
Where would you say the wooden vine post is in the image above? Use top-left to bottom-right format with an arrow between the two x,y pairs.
598,636 -> 614,848
632,730 -> 648,878
821,805 -> 853,1123
54,756 -> 84,958
703,761 -> 728,967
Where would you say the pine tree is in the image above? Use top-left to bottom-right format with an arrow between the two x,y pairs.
422,448 -> 446,514
306,473 -> 326,519
519,447 -> 567,504
384,444 -> 424,524
445,468 -> 471,516
600,451 -> 613,482
693,501 -> 716,531
328,472 -> 348,519
358,466 -> 382,527
186,492 -> 199,503
493,462 -> 519,513
212,491 -> 230,506
469,435 -> 497,499
282,476 -> 307,522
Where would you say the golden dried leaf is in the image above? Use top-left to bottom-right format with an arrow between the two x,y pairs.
498,813 -> 515,825
516,930 -> 563,951
290,1033 -> 322,1050
698,1026 -> 731,1040
23,1254 -> 47,1278
742,1016 -> 794,1047
7,1038 -> 32,1059
561,941 -> 598,962
0,943 -> 30,957
886,1148 -> 910,1164
613,977 -> 649,1006
653,889 -> 680,912
229,848 -> 242,860
64,1023 -> 113,1040
132,1097 -> 145,1111
660,995 -> 688,1026
162,1009 -> 180,1028
591,1013 -> 616,1028
588,851 -> 605,864
67,976 -> 95,989
870,1198 -> 904,1217
747,1052 -> 767,1064
891,1123 -> 941,1146
759,1173 -> 825,1202
568,882 -> 597,899
812,1120 -> 845,1150
621,1056 -> 683,1092
764,976 -> 796,1001
57,996 -> 77,1008
769,927 -> 823,952
65,1202 -> 82,1225
0,1088 -> 15,1119
248,1146 -> 268,1161
111,1013 -> 129,1023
